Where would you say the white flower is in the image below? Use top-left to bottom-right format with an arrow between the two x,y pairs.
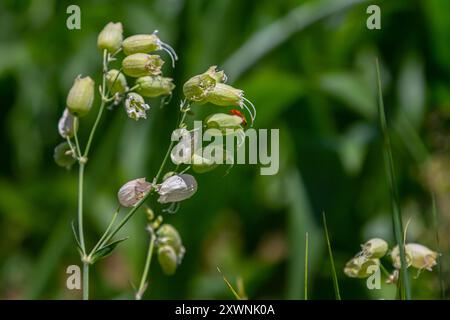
157,174 -> 197,204
125,93 -> 150,120
361,238 -> 388,259
58,108 -> 76,138
391,243 -> 438,272
117,178 -> 152,207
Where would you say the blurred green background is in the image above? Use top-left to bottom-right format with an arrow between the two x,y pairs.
0,0 -> 449,299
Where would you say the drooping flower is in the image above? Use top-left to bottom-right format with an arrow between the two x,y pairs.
122,31 -> 178,67
135,75 -> 175,97
125,93 -> 150,120
105,69 -> 128,94
183,66 -> 256,124
157,174 -> 197,204
54,142 -> 76,169
66,75 -> 95,117
344,255 -> 380,278
97,22 -> 123,53
117,178 -> 152,207
122,53 -> 164,77
391,243 -> 438,272
361,238 -> 388,259
58,108 -> 77,138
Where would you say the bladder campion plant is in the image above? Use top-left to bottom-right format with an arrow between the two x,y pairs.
54,22 -> 256,300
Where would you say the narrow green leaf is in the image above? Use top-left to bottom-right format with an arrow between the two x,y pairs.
375,58 -> 411,300
322,212 -> 341,300
217,267 -> 242,300
91,237 -> 128,264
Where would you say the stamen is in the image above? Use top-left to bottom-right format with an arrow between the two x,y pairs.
161,42 -> 178,68
243,97 -> 256,124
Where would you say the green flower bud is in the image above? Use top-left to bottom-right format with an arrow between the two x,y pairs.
391,244 -> 438,271
344,256 -> 379,278
54,142 -> 76,169
122,53 -> 164,78
106,69 -> 127,94
66,75 -> 95,117
125,93 -> 150,121
135,76 -> 175,97
361,238 -> 388,259
207,83 -> 243,106
117,178 -> 152,207
205,113 -> 244,134
157,174 -> 197,204
156,224 -> 182,255
157,245 -> 178,275
122,34 -> 161,55
122,33 -> 178,67
97,22 -> 123,53
58,108 -> 77,138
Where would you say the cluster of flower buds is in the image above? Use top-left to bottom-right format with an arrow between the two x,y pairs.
155,224 -> 185,275
344,238 -> 439,282
183,66 -> 256,125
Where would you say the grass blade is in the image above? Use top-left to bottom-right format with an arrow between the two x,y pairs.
375,58 -> 411,300
431,193 -> 445,299
304,232 -> 309,300
217,267 -> 243,300
322,212 -> 341,300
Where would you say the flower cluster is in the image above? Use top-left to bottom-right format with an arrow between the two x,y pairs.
54,20 -> 256,298
344,238 -> 439,282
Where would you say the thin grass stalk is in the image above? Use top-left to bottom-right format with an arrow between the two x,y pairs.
375,58 -> 411,300
322,212 -> 341,300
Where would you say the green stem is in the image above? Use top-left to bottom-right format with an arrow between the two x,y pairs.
88,207 -> 120,256
375,58 -> 411,300
304,232 -> 308,300
78,163 -> 86,253
83,262 -> 89,300
135,233 -> 156,300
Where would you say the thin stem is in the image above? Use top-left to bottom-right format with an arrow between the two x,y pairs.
379,263 -> 391,278
73,118 -> 82,159
304,232 -> 308,300
83,262 -> 89,300
88,207 -> 120,256
375,58 -> 411,300
322,212 -> 341,300
135,233 -> 156,300
78,163 -> 86,254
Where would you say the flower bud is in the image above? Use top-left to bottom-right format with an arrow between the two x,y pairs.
122,34 -> 161,55
156,224 -> 182,255
122,53 -> 164,77
391,244 -> 438,271
66,75 -> 95,117
205,113 -> 244,134
117,178 -> 152,207
207,83 -> 243,106
157,245 -> 178,275
125,93 -> 150,121
54,142 -> 76,169
344,256 -> 379,278
97,22 -> 123,53
135,76 -> 175,97
106,69 -> 127,94
157,174 -> 197,204
58,108 -> 77,138
361,238 -> 388,259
